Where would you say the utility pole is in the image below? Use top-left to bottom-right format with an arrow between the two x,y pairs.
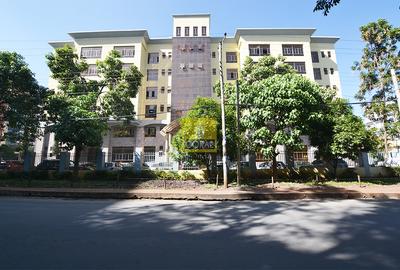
390,68 -> 400,113
219,33 -> 228,188
235,79 -> 241,186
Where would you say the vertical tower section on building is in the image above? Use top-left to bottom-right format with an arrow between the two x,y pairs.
171,14 -> 212,120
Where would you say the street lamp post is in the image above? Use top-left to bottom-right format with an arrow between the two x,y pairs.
219,33 -> 228,188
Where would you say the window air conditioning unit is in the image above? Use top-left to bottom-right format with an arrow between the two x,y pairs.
180,63 -> 186,70
189,63 -> 195,69
197,63 -> 204,69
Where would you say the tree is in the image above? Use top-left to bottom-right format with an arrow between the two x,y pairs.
214,56 -> 296,174
308,96 -> 378,177
0,51 -> 46,154
353,19 -> 400,162
46,45 -> 143,173
313,0 -> 341,15
171,98 -> 217,176
313,1 -> 400,15
240,72 -> 326,180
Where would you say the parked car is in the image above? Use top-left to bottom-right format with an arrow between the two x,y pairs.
104,162 -> 122,171
300,159 -> 348,169
36,159 -> 93,171
229,161 -> 250,170
258,161 -> 286,169
6,160 -> 24,172
0,161 -> 7,171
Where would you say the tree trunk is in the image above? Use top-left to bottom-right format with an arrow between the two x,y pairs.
73,146 -> 82,176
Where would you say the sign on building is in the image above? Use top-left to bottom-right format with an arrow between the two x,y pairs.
184,117 -> 217,153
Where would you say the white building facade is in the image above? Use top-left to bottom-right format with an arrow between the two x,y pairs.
34,14 -> 342,167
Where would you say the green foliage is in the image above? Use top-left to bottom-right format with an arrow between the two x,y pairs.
240,72 -> 325,159
45,45 -> 143,171
171,97 -> 222,171
353,19 -> 400,159
331,114 -> 379,160
308,96 -> 378,167
313,0 -> 341,15
0,51 -> 46,151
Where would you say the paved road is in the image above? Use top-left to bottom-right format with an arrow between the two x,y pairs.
1,198 -> 399,270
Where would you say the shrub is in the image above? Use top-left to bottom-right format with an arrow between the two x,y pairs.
180,171 -> 197,180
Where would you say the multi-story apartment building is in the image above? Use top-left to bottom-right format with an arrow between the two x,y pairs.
35,14 -> 342,166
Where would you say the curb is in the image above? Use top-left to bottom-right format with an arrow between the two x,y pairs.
1,187 -> 400,200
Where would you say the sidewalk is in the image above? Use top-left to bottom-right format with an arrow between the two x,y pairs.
1,184 -> 400,200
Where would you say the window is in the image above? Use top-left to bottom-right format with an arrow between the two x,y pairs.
328,51 -> 332,58
311,51 -> 319,63
145,105 -> 157,118
249,44 -> 270,56
161,69 -> 165,76
313,68 -> 322,80
282,44 -> 304,56
287,62 -> 306,74
112,126 -> 135,137
160,86 -> 165,93
176,27 -> 181,37
144,127 -> 156,137
82,64 -> 98,76
185,27 -> 190,37
324,68 -> 328,75
212,68 -> 217,75
167,87 -> 171,93
167,106 -> 171,112
321,51 -> 326,58
330,68 -> 334,75
114,46 -> 135,58
202,26 -> 207,36
146,87 -> 157,99
81,47 -> 102,59
332,85 -> 337,90
122,63 -> 132,71
212,51 -> 216,58
227,69 -> 238,80
143,146 -> 156,162
167,69 -> 172,75
112,147 -> 134,162
160,105 -> 165,112
148,53 -> 159,64
147,69 -> 158,81
193,26 -> 198,36
226,52 -> 237,63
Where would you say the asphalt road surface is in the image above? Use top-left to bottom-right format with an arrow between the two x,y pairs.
1,197 -> 400,270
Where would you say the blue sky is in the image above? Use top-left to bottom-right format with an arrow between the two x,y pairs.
0,0 -> 399,115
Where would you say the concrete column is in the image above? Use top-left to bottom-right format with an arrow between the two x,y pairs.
23,152 -> 33,173
59,152 -> 71,173
361,152 -> 371,177
96,149 -> 105,171
134,146 -> 142,172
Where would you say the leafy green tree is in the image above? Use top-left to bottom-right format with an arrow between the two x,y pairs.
240,72 -> 326,180
214,56 -> 296,173
313,1 -> 400,15
0,51 -> 46,154
171,97 -> 222,176
353,19 -> 400,161
308,96 -> 378,176
313,0 -> 341,15
46,45 -> 143,173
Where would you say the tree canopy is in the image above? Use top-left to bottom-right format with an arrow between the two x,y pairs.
45,45 -> 143,172
353,19 -> 400,161
0,51 -> 46,153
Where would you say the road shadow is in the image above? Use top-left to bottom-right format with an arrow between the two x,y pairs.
2,198 -> 398,269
